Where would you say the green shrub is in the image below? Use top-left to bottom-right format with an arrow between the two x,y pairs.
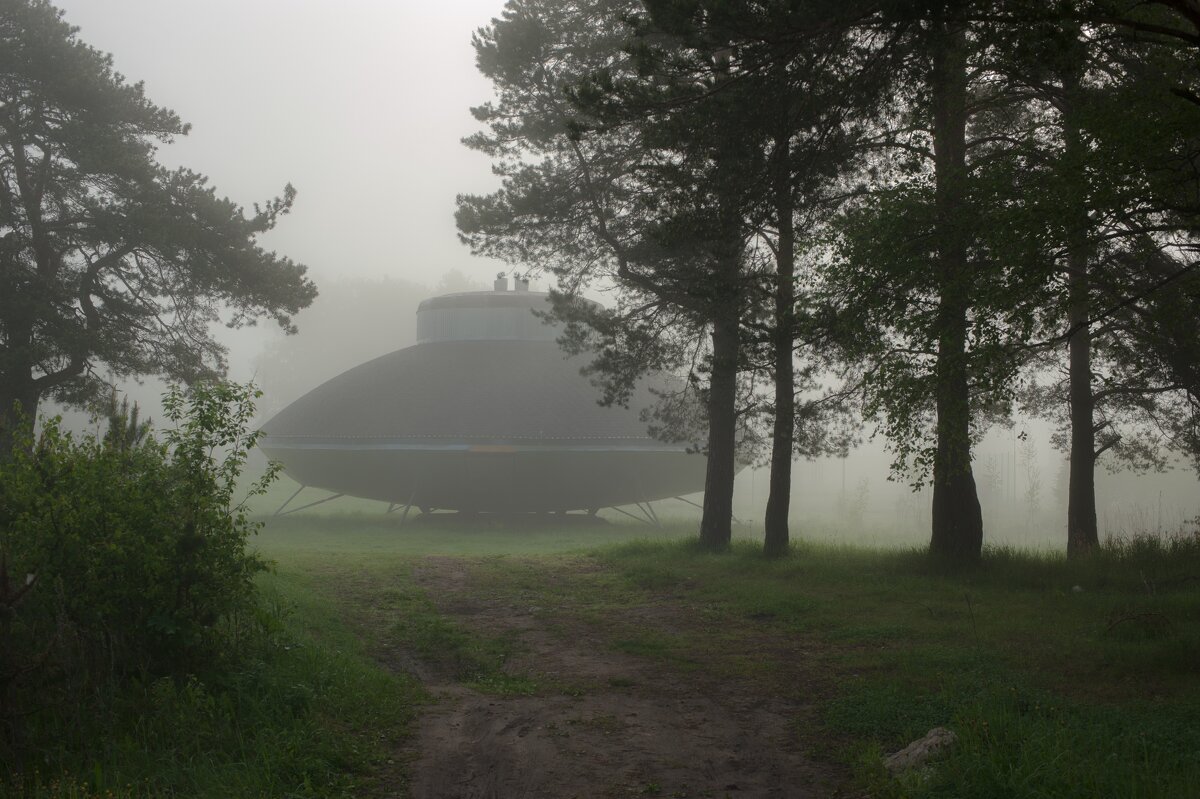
0,382 -> 277,751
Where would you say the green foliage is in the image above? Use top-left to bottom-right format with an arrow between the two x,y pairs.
2,572 -> 421,798
0,381 -> 277,753
101,389 -> 152,453
0,384 -> 424,797
0,0 -> 315,452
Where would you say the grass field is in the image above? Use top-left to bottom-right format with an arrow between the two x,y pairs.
592,537 -> 1200,797
247,513 -> 1200,798
254,511 -> 702,558
13,513 -> 1196,797
5,563 -> 421,799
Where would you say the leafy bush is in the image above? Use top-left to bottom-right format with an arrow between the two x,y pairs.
0,382 -> 277,750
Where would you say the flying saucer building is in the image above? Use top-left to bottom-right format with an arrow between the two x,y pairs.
258,278 -> 707,514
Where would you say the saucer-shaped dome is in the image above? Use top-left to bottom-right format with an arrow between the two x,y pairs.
258,283 -> 706,512
263,340 -> 661,444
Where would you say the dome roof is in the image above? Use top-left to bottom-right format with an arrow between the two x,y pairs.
414,289 -> 598,344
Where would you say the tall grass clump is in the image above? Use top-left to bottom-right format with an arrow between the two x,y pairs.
1,384 -> 271,714
0,383 -> 414,796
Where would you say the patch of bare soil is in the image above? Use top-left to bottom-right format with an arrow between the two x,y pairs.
391,555 -> 848,799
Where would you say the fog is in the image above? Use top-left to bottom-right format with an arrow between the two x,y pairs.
45,1 -> 506,419
734,431 -> 1200,550
247,270 -> 1199,550
54,0 -> 507,307
43,1 -> 1199,548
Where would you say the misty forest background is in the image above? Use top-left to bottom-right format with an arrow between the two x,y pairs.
35,0 -> 1198,554
176,272 -> 1200,550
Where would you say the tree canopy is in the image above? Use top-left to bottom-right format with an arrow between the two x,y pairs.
0,0 -> 316,453
461,0 -> 1200,562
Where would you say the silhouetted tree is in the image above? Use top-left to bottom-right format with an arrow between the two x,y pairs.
0,0 -> 316,457
991,3 -> 1200,554
461,0 -> 876,551
459,0 -> 764,549
634,0 -> 884,556
826,3 -> 1038,563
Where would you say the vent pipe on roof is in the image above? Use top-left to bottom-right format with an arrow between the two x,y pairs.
493,275 -> 508,291
514,276 -> 530,292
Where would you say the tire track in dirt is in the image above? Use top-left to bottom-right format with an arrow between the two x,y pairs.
397,555 -> 847,799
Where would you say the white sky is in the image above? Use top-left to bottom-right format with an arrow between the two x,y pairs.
55,0 -> 509,285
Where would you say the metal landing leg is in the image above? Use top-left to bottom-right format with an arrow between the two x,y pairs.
608,501 -> 662,527
385,491 -> 419,524
273,486 -> 345,517
399,490 -> 417,525
273,484 -> 307,517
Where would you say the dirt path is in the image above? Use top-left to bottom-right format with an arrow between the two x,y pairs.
394,555 -> 847,799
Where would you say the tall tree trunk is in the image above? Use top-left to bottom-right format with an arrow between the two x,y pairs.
699,109 -> 745,552
1059,55 -> 1101,558
1063,135 -> 1099,555
764,103 -> 796,558
928,16 -> 984,562
700,307 -> 739,550
1066,259 -> 1098,556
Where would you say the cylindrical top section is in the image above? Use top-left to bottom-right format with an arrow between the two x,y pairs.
417,289 -> 559,343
